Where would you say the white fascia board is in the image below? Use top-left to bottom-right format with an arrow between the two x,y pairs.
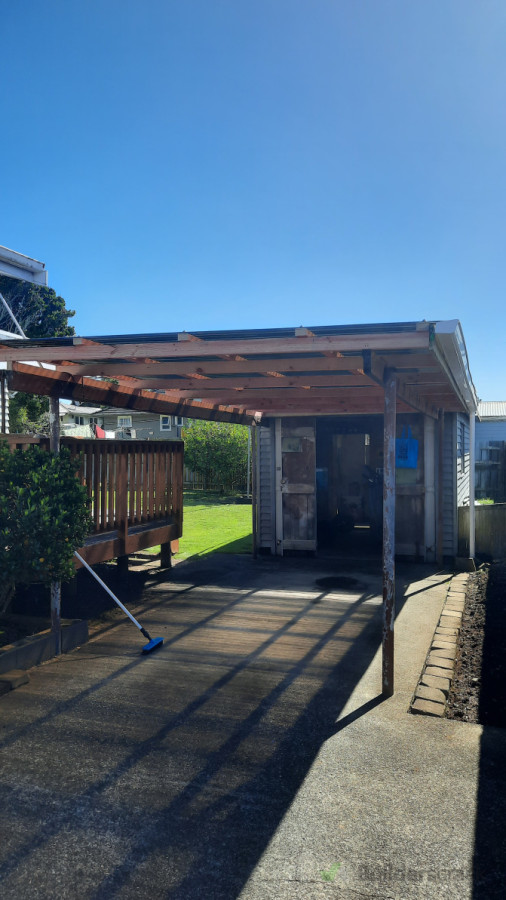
0,246 -> 48,286
433,320 -> 479,413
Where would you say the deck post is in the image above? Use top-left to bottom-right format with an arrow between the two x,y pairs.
49,396 -> 62,656
160,542 -> 172,568
116,554 -> 129,584
382,371 -> 396,697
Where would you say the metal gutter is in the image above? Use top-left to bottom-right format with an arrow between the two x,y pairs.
433,320 -> 479,413
0,246 -> 48,286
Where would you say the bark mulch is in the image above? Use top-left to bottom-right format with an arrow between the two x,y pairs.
446,561 -> 506,727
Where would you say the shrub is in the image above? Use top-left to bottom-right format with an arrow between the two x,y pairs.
182,421 -> 249,492
0,443 -> 92,615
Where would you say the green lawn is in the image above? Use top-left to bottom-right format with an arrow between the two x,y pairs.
147,490 -> 253,561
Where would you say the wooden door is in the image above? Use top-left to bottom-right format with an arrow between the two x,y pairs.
275,418 -> 316,553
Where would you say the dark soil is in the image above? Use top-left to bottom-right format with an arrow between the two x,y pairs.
446,561 -> 506,727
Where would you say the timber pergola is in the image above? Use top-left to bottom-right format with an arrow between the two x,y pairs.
1,320 -> 478,695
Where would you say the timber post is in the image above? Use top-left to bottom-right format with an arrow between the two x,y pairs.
49,396 -> 62,656
160,542 -> 172,568
117,445 -> 129,583
437,410 -> 445,565
251,425 -> 258,558
382,371 -> 396,697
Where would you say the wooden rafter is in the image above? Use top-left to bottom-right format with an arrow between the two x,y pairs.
0,323 -> 469,418
9,363 -> 258,424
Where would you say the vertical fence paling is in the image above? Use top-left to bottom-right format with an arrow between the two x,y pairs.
1,435 -> 184,538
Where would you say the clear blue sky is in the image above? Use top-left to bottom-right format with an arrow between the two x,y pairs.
2,1 -> 505,400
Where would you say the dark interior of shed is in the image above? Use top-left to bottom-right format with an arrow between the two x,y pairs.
315,416 -> 385,556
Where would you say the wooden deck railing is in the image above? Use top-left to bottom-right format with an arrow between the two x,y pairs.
1,435 -> 184,564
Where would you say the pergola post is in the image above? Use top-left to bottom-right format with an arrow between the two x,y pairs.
251,425 -> 258,558
382,371 -> 396,697
437,410 -> 445,565
49,396 -> 62,655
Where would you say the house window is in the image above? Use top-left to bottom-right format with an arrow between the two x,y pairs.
160,415 -> 172,431
73,415 -> 86,426
90,417 -> 103,426
175,416 -> 184,427
118,416 -> 132,428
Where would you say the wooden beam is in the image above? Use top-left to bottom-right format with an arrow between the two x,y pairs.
365,351 -> 439,419
172,387 -> 386,404
124,372 -> 376,392
9,363 -> 258,424
0,330 -> 431,362
61,355 -> 366,378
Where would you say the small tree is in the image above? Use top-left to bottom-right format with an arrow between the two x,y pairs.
182,421 -> 249,492
0,275 -> 75,434
0,443 -> 92,615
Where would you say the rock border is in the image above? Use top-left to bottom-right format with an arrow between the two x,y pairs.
410,573 -> 470,717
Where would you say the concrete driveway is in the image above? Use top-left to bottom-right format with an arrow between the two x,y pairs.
0,555 -> 504,899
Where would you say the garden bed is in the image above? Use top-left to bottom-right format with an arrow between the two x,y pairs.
446,562 -> 506,726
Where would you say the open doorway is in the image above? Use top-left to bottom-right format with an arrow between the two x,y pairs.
316,416 -> 384,556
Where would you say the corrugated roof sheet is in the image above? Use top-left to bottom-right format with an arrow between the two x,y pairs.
477,401 -> 506,419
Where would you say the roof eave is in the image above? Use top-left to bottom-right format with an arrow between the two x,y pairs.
433,320 -> 479,414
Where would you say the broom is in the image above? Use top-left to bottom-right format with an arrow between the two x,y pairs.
74,552 -> 164,653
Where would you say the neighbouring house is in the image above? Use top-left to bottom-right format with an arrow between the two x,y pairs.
60,402 -> 186,440
475,401 -> 506,502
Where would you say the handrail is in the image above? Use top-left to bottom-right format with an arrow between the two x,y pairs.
1,435 -> 184,537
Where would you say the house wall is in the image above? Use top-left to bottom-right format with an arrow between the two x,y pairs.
61,409 -> 186,440
100,410 -> 184,440
476,420 -> 506,447
257,412 -> 445,560
475,419 -> 506,502
441,412 -> 458,559
456,411 -> 471,507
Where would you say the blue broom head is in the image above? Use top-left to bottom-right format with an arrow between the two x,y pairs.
142,636 -> 164,654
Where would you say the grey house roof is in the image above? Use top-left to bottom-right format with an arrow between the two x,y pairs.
477,401 -> 506,420
59,402 -> 102,416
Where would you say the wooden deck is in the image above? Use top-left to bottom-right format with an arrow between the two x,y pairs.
2,435 -> 184,566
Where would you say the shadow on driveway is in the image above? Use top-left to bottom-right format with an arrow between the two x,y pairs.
0,555 -> 417,899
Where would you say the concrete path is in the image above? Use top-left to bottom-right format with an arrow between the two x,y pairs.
0,556 -> 504,899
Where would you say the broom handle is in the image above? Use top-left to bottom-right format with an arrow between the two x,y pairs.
74,551 -> 144,633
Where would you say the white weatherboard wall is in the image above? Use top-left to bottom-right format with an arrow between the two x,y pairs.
440,411 -> 471,560
456,412 -> 471,507
441,413 -> 458,559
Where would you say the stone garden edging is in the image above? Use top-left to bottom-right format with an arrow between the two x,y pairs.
410,573 -> 470,717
